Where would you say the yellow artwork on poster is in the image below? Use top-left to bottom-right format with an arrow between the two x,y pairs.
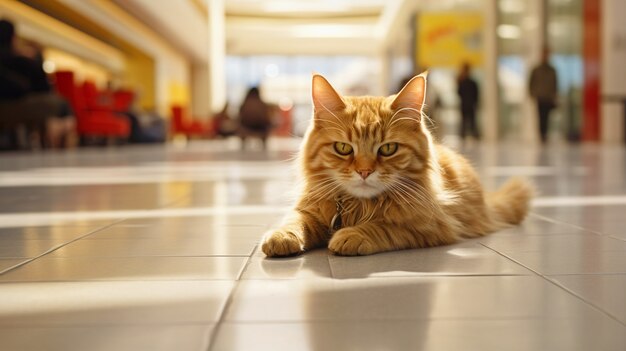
417,13 -> 483,68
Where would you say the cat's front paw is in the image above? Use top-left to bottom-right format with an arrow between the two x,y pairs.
262,229 -> 304,257
328,228 -> 376,256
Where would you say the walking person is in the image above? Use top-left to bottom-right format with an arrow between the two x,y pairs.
457,62 -> 480,141
529,47 -> 558,143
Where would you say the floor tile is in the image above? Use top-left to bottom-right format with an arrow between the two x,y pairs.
0,184 -> 186,213
504,251 -> 626,275
0,226 -> 103,241
610,234 -> 626,242
535,206 -> 626,224
225,276 -> 605,322
0,256 -> 247,281
0,259 -> 27,272
496,217 -> 592,236
242,249 -> 332,279
566,220 -> 625,236
327,243 -> 531,279
86,223 -> 265,241
0,325 -> 213,351
213,319 -> 626,351
551,274 -> 626,324
167,179 -> 294,207
48,236 -> 257,257
124,214 -> 284,228
480,234 -> 626,254
0,281 -> 234,325
0,240 -> 62,258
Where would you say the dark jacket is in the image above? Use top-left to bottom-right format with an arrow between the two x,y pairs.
457,77 -> 479,112
239,96 -> 271,131
0,47 -> 50,100
529,62 -> 557,103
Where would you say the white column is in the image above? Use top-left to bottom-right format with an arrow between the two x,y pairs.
191,64 -> 210,118
601,0 -> 626,143
482,0 -> 498,142
379,50 -> 391,96
208,0 -> 226,114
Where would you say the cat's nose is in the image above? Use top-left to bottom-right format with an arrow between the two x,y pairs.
357,169 -> 374,180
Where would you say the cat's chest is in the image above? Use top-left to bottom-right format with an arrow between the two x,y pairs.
320,198 -> 386,229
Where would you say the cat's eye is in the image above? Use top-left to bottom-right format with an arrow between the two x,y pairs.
334,142 -> 353,155
378,143 -> 398,156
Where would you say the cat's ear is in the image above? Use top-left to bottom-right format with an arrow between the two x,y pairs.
312,74 -> 345,115
391,72 -> 427,117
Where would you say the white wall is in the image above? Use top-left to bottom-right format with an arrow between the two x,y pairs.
192,64 -> 211,117
59,0 -> 191,116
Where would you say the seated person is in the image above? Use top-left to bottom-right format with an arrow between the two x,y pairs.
0,19 -> 75,149
239,87 -> 272,149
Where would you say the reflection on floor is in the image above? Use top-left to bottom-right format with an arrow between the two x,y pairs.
0,139 -> 625,351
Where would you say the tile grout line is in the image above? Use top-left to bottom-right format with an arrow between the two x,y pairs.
480,243 -> 626,327
0,219 -> 127,276
608,235 -> 626,243
529,212 -> 608,236
205,244 -> 259,351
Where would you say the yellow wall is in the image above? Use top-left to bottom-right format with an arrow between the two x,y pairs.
123,52 -> 156,111
43,48 -> 111,86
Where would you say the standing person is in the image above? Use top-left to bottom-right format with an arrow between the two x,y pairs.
529,47 -> 558,143
457,62 -> 480,141
239,87 -> 271,149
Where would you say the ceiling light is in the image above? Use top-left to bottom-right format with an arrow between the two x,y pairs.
263,2 -> 351,13
497,24 -> 521,39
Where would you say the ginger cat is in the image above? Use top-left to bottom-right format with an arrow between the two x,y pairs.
262,73 -> 532,257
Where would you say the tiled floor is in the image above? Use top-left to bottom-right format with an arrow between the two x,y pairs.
0,139 -> 625,351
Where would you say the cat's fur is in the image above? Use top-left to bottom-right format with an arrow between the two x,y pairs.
262,73 -> 533,257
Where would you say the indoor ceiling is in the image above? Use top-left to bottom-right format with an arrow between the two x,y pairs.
116,0 -> 415,59
23,0 -> 415,63
223,0 -> 386,19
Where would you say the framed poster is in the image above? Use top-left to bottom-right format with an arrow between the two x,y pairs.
417,12 -> 483,68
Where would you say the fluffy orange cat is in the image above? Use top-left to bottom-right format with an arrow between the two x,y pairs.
262,73 -> 533,257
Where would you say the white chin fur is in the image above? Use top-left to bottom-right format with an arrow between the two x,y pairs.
344,180 -> 385,198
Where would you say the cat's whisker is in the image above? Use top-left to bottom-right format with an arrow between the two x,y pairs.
388,107 -> 422,126
306,180 -> 343,200
401,184 -> 437,214
387,188 -> 410,209
395,181 -> 438,224
317,100 -> 349,129
388,116 -> 421,129
320,126 -> 346,135
318,118 -> 346,130
387,183 -> 420,211
392,181 -> 435,216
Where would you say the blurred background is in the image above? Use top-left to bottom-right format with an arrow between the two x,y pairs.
0,0 -> 625,150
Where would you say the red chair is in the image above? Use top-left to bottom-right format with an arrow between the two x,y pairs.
112,89 -> 135,113
55,71 -> 130,139
171,105 -> 213,138
272,108 -> 293,136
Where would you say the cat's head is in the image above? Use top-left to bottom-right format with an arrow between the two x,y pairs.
303,73 -> 433,199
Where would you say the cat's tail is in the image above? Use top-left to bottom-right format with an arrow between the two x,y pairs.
486,177 -> 534,230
